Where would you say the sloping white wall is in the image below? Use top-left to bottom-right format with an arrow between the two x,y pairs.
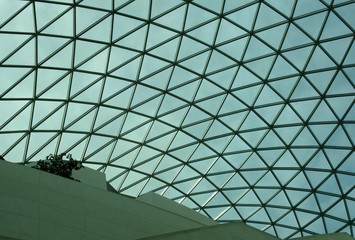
0,161 -> 215,240
138,221 -> 279,240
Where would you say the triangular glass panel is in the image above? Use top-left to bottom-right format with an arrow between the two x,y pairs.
78,48 -> 109,73
268,190 -> 290,207
146,24 -> 177,49
205,136 -> 231,152
183,106 -> 211,125
179,51 -> 211,74
321,37 -> 352,64
295,11 -> 327,39
295,211 -> 318,228
223,189 -> 248,204
318,174 -> 341,195
233,66 -> 262,88
26,132 -> 58,159
283,46 -> 313,71
240,129 -> 268,148
255,3 -> 286,30
111,56 -> 142,80
290,77 -> 319,100
196,95 -> 225,115
73,80 -> 102,103
42,42 -> 73,68
116,25 -> 148,51
85,135 -> 113,158
159,107 -> 188,128
285,189 -> 309,206
207,173 -> 233,189
307,46 -> 335,71
0,34 -> 29,62
187,19 -> 219,45
237,207 -> 260,220
4,38 -> 35,66
79,0 -> 111,10
290,99 -> 319,121
244,36 -> 274,60
282,24 -> 313,49
241,152 -> 267,169
139,55 -> 170,78
310,100 -> 337,122
238,189 -> 260,205
334,2 -> 355,28
291,148 -> 318,166
154,5 -> 187,31
266,207 -> 288,222
75,6 -> 107,34
195,79 -> 224,100
74,40 -> 106,67
151,0 -> 181,18
32,101 -> 63,128
309,124 -> 337,144
2,3 -> 34,33
327,96 -> 354,119
306,70 -> 335,94
119,0 -> 150,20
255,84 -> 283,106
225,3 -> 258,31
194,0 -> 223,14
185,4 -> 217,30
190,157 -> 216,174
305,170 -> 330,189
269,55 -> 299,79
278,211 -> 299,230
149,37 -> 180,61
42,8 -> 73,36
133,96 -> 162,117
224,135 -> 250,153
255,188 -> 279,203
287,171 -> 310,189
325,126 -> 352,147
328,71 -> 354,95
256,23 -> 287,49
112,14 -> 145,41
258,149 -> 285,167
305,217 -> 326,234
240,170 -> 266,186
255,104 -> 283,125
218,36 -> 249,61
274,150 -> 299,168
321,12 -> 352,40
268,76 -> 298,100
294,1 -> 326,17
292,127 -> 319,146
3,71 -> 35,99
259,129 -> 285,148
206,50 -> 235,74
336,173 -> 354,193
245,56 -> 275,79
208,158 -> 233,174
216,19 -> 246,44
297,193 -> 319,211
275,105 -> 303,125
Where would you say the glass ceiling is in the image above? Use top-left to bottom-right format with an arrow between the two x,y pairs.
0,0 -> 354,238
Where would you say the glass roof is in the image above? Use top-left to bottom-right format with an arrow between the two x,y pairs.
0,0 -> 354,238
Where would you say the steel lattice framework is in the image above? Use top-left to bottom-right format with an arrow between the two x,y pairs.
0,0 -> 354,239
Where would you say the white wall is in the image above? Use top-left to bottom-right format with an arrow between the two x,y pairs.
0,161 -> 215,240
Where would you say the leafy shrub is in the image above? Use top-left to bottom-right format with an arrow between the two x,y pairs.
32,153 -> 83,181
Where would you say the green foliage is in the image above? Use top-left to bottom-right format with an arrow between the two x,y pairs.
32,153 -> 83,181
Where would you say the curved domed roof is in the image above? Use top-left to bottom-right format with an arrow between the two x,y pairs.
0,1 -> 354,238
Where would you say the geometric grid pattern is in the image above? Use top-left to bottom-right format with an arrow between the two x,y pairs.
0,1 -> 354,239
